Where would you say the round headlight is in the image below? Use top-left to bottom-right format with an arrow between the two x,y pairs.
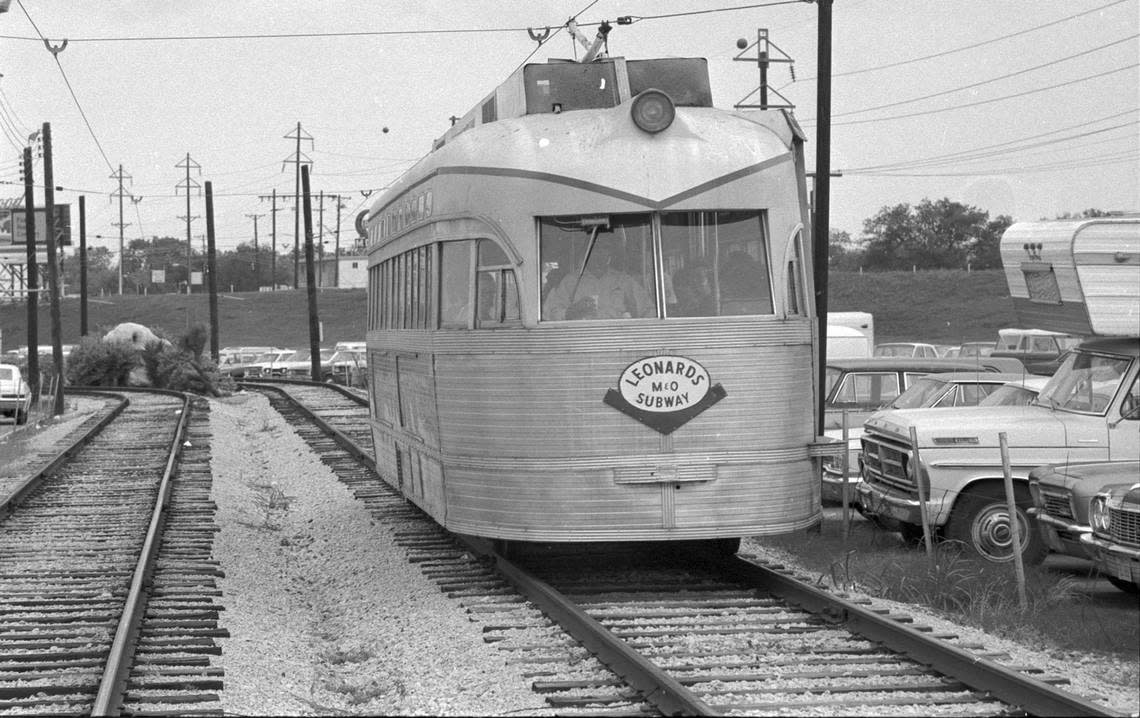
631,89 -> 675,134
1089,495 -> 1111,533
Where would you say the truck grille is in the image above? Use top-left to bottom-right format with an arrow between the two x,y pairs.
1040,490 -> 1075,521
1109,505 -> 1140,547
860,432 -> 917,497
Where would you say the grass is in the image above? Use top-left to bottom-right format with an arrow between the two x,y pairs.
0,270 -> 1016,351
753,514 -> 1140,660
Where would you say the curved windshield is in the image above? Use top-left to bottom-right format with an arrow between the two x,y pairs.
889,377 -> 949,409
1038,351 -> 1132,415
980,384 -> 1038,407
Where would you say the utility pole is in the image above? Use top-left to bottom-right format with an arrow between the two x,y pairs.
79,195 -> 88,336
245,212 -> 264,290
175,153 -> 201,294
21,146 -> 39,401
205,182 -> 220,363
42,122 -> 64,417
334,195 -> 344,288
109,164 -> 132,294
301,165 -> 321,381
733,29 -> 795,111
813,0 -> 834,436
258,190 -> 282,290
283,122 -> 313,289
317,189 -> 324,287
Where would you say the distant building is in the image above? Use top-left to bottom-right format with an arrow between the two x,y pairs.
311,255 -> 366,289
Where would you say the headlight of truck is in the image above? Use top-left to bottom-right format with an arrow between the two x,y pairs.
1089,494 -> 1111,534
906,451 -> 930,496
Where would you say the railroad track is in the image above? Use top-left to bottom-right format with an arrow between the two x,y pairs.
0,390 -> 225,716
249,379 -> 1121,717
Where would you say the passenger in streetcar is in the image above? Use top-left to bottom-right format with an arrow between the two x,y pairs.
544,239 -> 652,320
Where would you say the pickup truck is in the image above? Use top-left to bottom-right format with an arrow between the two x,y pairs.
0,363 -> 32,425
856,337 -> 1140,563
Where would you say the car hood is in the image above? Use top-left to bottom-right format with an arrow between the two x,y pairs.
865,405 -> 1068,449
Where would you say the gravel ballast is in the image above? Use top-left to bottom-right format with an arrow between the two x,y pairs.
209,392 -> 547,716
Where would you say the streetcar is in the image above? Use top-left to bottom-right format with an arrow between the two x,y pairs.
362,49 -> 830,550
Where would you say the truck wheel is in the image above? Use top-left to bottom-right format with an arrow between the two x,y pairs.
1106,576 -> 1139,594
946,484 -> 1046,564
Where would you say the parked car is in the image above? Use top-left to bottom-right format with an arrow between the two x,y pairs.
820,358 -> 1017,505
277,348 -> 336,380
327,349 -> 366,386
957,341 -> 996,358
977,375 -> 1051,407
874,342 -> 940,358
246,349 -> 297,378
990,328 -> 1082,375
858,336 -> 1140,563
1029,460 -> 1140,564
1082,479 -> 1140,593
219,347 -> 285,379
0,363 -> 32,425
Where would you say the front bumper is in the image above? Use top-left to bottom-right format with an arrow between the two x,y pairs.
1027,508 -> 1094,559
856,480 -> 949,528
1080,533 -> 1140,584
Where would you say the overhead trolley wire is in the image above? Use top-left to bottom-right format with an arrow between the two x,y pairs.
15,0 -> 116,174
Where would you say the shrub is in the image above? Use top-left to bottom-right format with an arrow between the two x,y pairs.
65,336 -> 139,386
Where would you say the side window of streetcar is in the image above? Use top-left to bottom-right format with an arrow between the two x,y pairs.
439,241 -> 473,329
475,239 -> 520,328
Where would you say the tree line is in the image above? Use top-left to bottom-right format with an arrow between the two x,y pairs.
61,236 -> 365,295
829,198 -> 1113,272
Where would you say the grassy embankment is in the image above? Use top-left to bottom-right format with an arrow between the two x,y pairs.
1,269 -> 1016,350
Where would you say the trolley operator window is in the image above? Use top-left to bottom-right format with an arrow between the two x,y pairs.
540,211 -> 773,321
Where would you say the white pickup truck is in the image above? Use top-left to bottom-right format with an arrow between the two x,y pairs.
856,217 -> 1140,563
857,337 -> 1139,562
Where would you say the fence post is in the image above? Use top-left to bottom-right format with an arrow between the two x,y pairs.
841,408 -> 850,540
998,432 -> 1028,610
909,426 -> 934,557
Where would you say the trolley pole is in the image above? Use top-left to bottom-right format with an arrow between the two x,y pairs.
21,147 -> 39,401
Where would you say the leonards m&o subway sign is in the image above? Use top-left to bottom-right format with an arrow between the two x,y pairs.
603,354 -> 726,435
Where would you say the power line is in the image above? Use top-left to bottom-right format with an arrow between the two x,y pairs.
829,34 -> 1137,120
14,0 -> 115,173
801,63 -> 1138,128
796,0 -> 1133,83
844,114 -> 1139,173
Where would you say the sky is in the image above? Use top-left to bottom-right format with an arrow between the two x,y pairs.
0,0 -> 1137,261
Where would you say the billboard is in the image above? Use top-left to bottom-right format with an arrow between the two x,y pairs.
0,205 -> 72,249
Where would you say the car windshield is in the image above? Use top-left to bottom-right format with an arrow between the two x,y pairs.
979,384 -> 1038,406
330,351 -> 364,364
290,349 -> 335,362
1038,351 -> 1132,415
874,345 -> 914,357
888,377 -> 949,409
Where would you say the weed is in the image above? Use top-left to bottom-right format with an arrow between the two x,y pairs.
251,481 -> 292,530
752,513 -> 1139,657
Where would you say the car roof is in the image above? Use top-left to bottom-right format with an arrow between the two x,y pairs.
878,342 -> 935,347
911,371 -> 1029,384
826,357 -> 1006,372
1075,336 -> 1140,357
